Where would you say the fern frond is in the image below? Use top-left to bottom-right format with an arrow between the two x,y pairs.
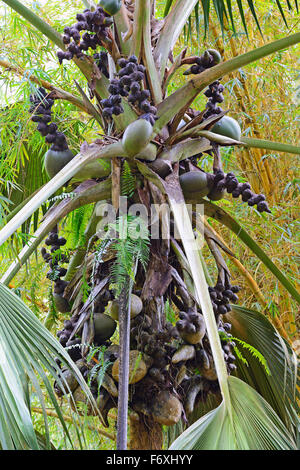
232,336 -> 271,376
109,215 -> 150,298
121,162 -> 136,198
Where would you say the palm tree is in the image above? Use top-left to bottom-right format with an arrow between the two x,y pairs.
0,0 -> 299,450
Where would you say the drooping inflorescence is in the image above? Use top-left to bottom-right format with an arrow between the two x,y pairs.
101,55 -> 158,124
41,226 -> 70,316
57,6 -> 113,64
93,51 -> 109,78
211,170 -> 271,213
29,87 -> 69,152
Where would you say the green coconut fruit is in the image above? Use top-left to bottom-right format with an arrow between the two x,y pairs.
53,293 -> 71,313
44,148 -> 74,179
109,294 -> 143,321
150,391 -> 182,426
207,187 -> 226,201
149,159 -> 172,178
72,159 -> 111,182
135,142 -> 157,162
207,48 -> 222,64
112,350 -> 148,384
54,367 -> 78,397
93,313 -> 117,343
179,171 -> 214,198
211,115 -> 241,141
122,119 -> 153,157
98,0 -> 122,16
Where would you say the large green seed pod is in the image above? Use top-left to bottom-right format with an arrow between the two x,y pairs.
44,148 -> 74,179
207,187 -> 226,201
150,391 -> 182,426
54,367 -> 78,397
122,119 -> 153,157
53,293 -> 71,313
112,350 -> 149,384
207,48 -> 222,64
211,115 -> 241,141
135,142 -> 157,162
72,159 -> 111,182
98,0 -> 122,15
179,171 -> 214,198
93,313 -> 117,343
109,294 -> 143,321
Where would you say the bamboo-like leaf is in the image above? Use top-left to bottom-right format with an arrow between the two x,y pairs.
236,0 -> 249,36
169,376 -> 297,450
246,0 -> 263,36
200,0 -> 210,37
241,137 -> 300,155
275,0 -> 289,27
213,0 -> 227,37
1,179 -> 112,286
155,32 -> 300,136
2,0 -> 137,128
195,199 -> 300,305
0,282 -> 101,449
1,0 -> 64,48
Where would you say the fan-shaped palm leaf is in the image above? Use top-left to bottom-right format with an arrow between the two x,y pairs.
0,282 -> 101,450
228,305 -> 299,437
168,184 -> 297,450
169,375 -> 297,450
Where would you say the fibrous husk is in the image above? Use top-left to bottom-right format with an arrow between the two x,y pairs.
150,391 -> 182,426
100,373 -> 118,397
172,345 -> 195,364
54,367 -> 79,397
53,293 -> 71,313
197,350 -> 218,381
109,294 -> 143,321
112,350 -> 150,384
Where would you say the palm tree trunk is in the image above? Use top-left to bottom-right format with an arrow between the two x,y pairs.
129,414 -> 163,450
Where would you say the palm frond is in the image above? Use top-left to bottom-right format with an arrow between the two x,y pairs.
198,0 -> 297,38
169,376 -> 297,450
0,282 -> 101,449
228,305 -> 300,437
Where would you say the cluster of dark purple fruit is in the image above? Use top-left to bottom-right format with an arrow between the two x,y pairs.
218,321 -> 237,374
134,319 -> 179,380
41,226 -> 70,314
30,87 -> 68,152
208,279 -> 241,320
176,309 -> 205,345
183,48 -> 222,76
93,51 -> 109,78
57,6 -> 113,64
203,80 -> 224,120
102,55 -> 157,124
212,170 -> 271,213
